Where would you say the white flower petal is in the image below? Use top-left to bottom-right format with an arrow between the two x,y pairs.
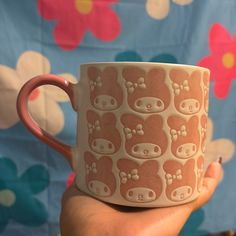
29,96 -> 64,135
172,0 -> 193,5
204,117 -> 235,182
146,0 -> 170,20
0,65 -> 21,128
0,65 -> 21,89
16,51 -> 51,83
206,118 -> 213,144
205,140 -> 235,165
0,91 -> 19,129
44,73 -> 78,102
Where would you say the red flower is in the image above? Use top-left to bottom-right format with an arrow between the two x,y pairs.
38,0 -> 121,50
66,172 -> 76,187
198,23 -> 236,99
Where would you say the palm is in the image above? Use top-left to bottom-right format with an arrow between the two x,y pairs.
60,162 -> 222,236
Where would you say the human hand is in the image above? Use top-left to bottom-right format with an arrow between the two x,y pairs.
60,161 -> 222,236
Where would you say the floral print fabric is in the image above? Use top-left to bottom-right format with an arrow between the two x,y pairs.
198,23 -> 236,99
37,0 -> 121,50
0,51 -> 77,135
0,157 -> 49,232
0,1 -> 236,235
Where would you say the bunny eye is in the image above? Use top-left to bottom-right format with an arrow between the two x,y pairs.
178,147 -> 183,153
110,98 -> 115,105
156,100 -> 162,107
93,141 -> 97,146
136,100 -> 142,107
133,146 -> 139,152
104,187 -> 108,192
149,191 -> 154,197
108,143 -> 113,149
154,146 -> 159,153
128,191 -> 133,197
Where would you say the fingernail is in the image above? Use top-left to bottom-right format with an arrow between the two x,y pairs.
218,157 -> 222,164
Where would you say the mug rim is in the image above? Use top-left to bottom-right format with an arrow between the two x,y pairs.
80,61 -> 210,72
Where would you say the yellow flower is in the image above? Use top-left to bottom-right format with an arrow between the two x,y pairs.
0,51 -> 77,135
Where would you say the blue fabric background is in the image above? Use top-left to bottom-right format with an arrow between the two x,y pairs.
0,0 -> 236,235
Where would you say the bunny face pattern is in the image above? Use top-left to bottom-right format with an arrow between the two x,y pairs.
88,66 -> 123,111
197,156 -> 204,192
121,114 -> 168,159
163,159 -> 196,202
84,152 -> 116,197
167,116 -> 200,159
117,159 -> 162,203
87,110 -> 121,154
201,114 -> 208,153
122,66 -> 170,113
170,69 -> 203,115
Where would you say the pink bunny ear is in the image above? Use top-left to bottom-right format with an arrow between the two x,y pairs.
140,160 -> 159,174
170,68 -> 189,83
102,66 -> 118,82
191,70 -> 201,80
120,114 -> 142,127
102,112 -> 116,126
98,156 -> 113,170
197,156 -> 204,166
188,116 -> 198,128
122,66 -> 146,82
87,110 -> 99,123
203,71 -> 210,85
84,151 -> 96,164
184,159 -> 195,171
163,160 -> 182,173
167,115 -> 185,129
201,114 -> 207,126
146,67 -> 166,83
117,159 -> 139,171
189,70 -> 202,87
88,66 -> 101,80
145,115 -> 163,128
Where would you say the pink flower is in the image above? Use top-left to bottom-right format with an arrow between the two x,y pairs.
38,0 -> 121,50
66,172 -> 76,187
198,23 -> 236,99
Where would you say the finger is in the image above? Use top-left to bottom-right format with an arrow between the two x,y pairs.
188,161 -> 223,211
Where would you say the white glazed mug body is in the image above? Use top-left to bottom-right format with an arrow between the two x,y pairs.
16,62 -> 210,207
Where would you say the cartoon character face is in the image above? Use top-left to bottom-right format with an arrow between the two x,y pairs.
163,159 -> 196,202
167,115 -> 200,159
123,66 -> 170,113
87,110 -> 121,154
203,71 -> 210,113
121,114 -> 168,159
88,66 -> 123,111
201,114 -> 208,153
84,152 -> 116,197
170,69 -> 203,115
197,156 -> 204,192
117,159 -> 162,203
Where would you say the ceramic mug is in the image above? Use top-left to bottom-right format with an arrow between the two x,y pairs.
17,62 -> 210,207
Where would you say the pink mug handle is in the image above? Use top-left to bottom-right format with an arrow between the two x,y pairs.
16,74 -> 77,168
